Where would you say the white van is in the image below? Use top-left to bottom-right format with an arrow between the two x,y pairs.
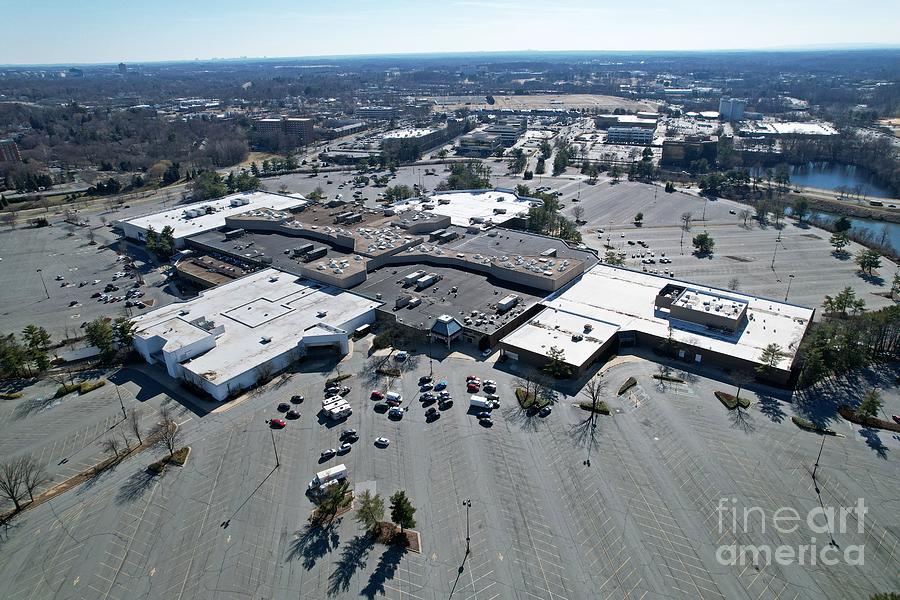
386,391 -> 402,404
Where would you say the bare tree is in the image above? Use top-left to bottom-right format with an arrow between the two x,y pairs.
680,211 -> 693,231
20,456 -> 48,502
103,435 -> 122,459
154,405 -> 181,457
129,409 -> 143,445
1,211 -> 16,230
738,209 -> 751,228
0,460 -> 26,511
728,277 -> 740,291
514,373 -> 539,407
731,371 -> 755,401
572,205 -> 585,223
580,373 -> 606,412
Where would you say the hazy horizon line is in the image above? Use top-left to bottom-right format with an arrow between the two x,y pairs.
3,44 -> 899,68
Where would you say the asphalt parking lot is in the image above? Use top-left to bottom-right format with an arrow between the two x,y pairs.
550,180 -> 898,313
0,221 -> 174,339
0,336 -> 896,600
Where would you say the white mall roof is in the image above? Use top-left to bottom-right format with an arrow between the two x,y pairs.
501,308 -> 619,368
123,191 -> 306,240
133,268 -> 379,384
396,189 -> 533,227
512,265 -> 814,371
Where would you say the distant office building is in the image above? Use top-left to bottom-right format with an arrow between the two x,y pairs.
595,114 -> 658,130
719,98 -> 746,121
254,116 -> 314,144
118,62 -> 127,74
457,131 -> 501,157
381,128 -> 444,153
355,106 -> 397,120
484,117 -> 526,147
0,139 -> 21,162
605,127 -> 655,145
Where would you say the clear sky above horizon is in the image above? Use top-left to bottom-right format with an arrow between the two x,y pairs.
3,0 -> 898,65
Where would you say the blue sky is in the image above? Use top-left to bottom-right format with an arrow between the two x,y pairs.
3,0 -> 898,65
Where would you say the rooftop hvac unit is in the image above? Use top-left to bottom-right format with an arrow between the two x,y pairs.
260,336 -> 272,344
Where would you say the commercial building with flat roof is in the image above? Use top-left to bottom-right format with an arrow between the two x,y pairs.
719,98 -> 746,121
395,189 -> 534,228
132,268 -> 380,401
457,131 -> 502,157
254,116 -> 314,143
120,191 -> 307,248
605,127 -> 655,145
500,264 -> 814,382
355,106 -> 397,120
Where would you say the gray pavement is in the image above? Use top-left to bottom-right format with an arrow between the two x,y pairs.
0,337 -> 896,600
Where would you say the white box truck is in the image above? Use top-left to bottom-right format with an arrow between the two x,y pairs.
323,399 -> 352,419
470,395 -> 493,411
308,464 -> 348,495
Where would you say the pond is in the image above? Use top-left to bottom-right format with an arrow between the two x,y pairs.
752,162 -> 895,199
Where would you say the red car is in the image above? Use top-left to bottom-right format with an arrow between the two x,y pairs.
370,390 -> 384,400
270,418 -> 286,429
466,375 -> 479,382
467,382 -> 480,393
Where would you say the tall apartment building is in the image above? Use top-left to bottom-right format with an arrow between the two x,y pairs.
0,139 -> 22,162
254,117 -> 314,144
719,98 -> 746,121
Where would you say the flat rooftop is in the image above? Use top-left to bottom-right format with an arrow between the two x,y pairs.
383,128 -> 438,140
354,264 -> 545,336
738,121 -> 838,137
122,191 -> 307,240
396,190 -> 533,227
672,289 -> 747,320
538,264 -> 814,370
133,268 -> 380,385
501,308 -> 620,368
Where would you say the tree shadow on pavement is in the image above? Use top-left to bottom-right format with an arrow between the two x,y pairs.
567,414 -> 600,451
115,468 -> 158,504
859,427 -> 889,460
729,406 -> 755,434
286,518 -> 342,571
327,533 -> 376,597
12,396 -> 55,420
756,393 -> 786,423
503,405 -> 539,433
360,543 -> 407,600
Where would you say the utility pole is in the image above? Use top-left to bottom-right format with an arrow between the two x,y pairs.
462,498 -> 472,555
784,274 -> 795,302
36,269 -> 50,300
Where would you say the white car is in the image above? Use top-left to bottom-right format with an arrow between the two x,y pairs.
374,436 -> 390,447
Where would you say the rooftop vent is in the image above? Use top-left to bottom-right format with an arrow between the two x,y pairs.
260,336 -> 272,344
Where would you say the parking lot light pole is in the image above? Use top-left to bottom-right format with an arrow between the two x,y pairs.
270,429 -> 280,468
462,498 -> 471,554
114,384 -> 127,420
36,269 -> 50,299
784,274 -> 795,302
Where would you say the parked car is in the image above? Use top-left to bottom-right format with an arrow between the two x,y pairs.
425,407 -> 439,420
439,399 -> 454,410
374,437 -> 390,447
340,428 -> 357,440
479,417 -> 493,427
467,382 -> 481,393
286,409 -> 301,419
270,419 -> 286,429
320,448 -> 337,459
477,410 -> 492,419
388,406 -> 404,418
338,442 -> 352,454
291,394 -> 304,404
539,406 -> 552,417
370,390 -> 385,400
419,382 -> 433,391
374,402 -> 389,413
418,375 -> 433,385
435,379 -> 448,391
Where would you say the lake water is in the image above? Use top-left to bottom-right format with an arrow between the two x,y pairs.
752,162 -> 895,199
808,211 -> 899,255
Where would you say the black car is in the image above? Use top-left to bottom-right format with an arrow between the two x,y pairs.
340,429 -> 358,440
374,402 -> 389,413
419,383 -> 433,391
290,395 -> 304,404
438,399 -> 453,410
277,402 -> 290,412
286,409 -> 301,419
418,375 -> 433,385
539,406 -> 552,418
425,407 -> 438,420
479,417 -> 493,427
476,410 -> 491,419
